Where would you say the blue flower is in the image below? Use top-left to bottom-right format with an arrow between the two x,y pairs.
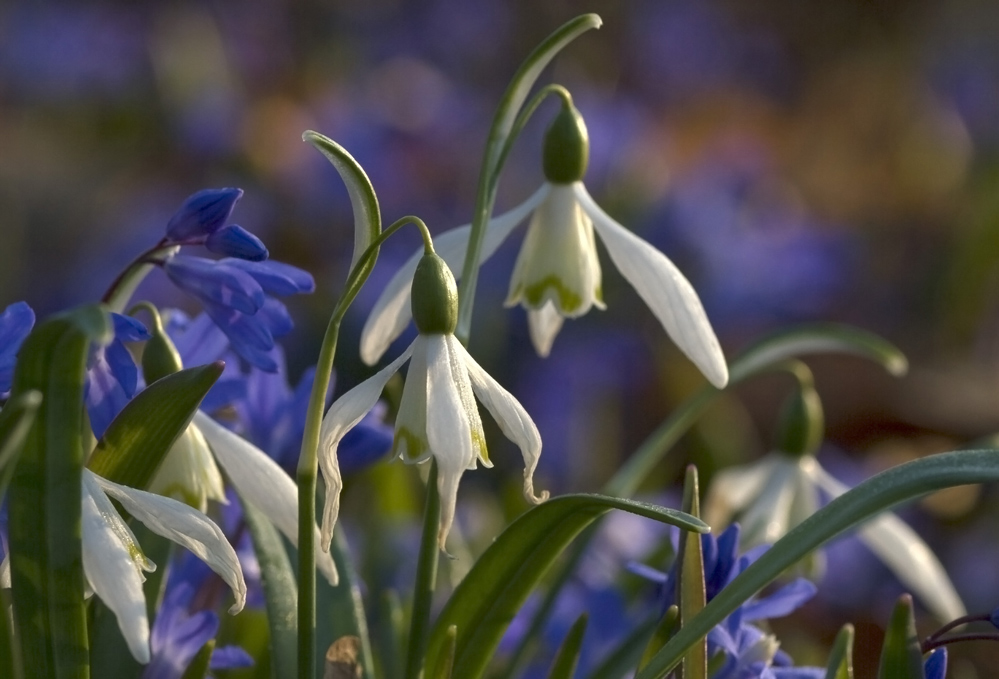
235,346 -> 393,473
85,312 -> 151,438
163,188 -> 267,261
161,257 -> 314,372
144,560 -> 253,679
631,524 -> 824,678
0,301 -> 35,395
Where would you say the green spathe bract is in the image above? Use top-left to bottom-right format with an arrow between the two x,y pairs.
412,253 -> 459,335
543,102 -> 589,184
776,382 -> 825,458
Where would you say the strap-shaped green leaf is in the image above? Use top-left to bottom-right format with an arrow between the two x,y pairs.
826,623 -> 855,679
637,449 -> 999,679
302,131 -> 382,276
638,606 -> 679,672
7,305 -> 111,679
878,595 -> 925,679
424,494 -> 707,679
546,614 -> 587,679
318,530 -> 376,679
87,361 -> 223,489
241,493 -> 298,679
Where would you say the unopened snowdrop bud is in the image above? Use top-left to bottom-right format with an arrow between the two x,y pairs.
776,383 -> 824,458
543,101 -> 589,184
140,307 -> 184,384
411,252 -> 458,335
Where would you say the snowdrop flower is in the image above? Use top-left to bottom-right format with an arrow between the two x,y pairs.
141,313 -> 338,584
359,100 -> 727,388
320,250 -> 545,551
2,469 -> 247,665
704,385 -> 965,621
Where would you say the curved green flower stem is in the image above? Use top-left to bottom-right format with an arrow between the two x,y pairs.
499,360 -> 813,679
101,242 -> 180,313
296,215 -> 432,679
455,13 -> 602,344
405,460 -> 442,679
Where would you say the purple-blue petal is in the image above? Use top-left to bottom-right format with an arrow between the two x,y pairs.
772,669 -> 827,679
168,311 -> 231,366
209,645 -> 255,670
740,578 -> 817,623
924,647 -> 947,679
205,225 -> 269,261
203,302 -> 275,353
164,255 -> 265,314
165,188 -> 243,241
85,344 -> 133,439
0,301 -> 35,393
257,298 -> 294,338
221,258 -> 315,295
111,312 -> 151,342
104,338 -> 139,397
339,417 -> 394,474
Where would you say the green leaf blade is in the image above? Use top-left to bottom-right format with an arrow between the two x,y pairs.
877,595 -> 925,679
424,493 -> 706,679
546,614 -> 587,679
825,623 -> 855,679
7,305 -> 112,679
87,361 -> 223,489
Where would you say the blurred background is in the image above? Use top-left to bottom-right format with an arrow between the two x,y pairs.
2,0 -> 999,675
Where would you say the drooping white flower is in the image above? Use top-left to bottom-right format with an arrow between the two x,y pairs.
359,102 -> 727,388
2,469 -> 247,665
320,252 -> 545,552
704,452 -> 966,622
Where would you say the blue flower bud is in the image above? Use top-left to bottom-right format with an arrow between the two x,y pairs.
205,225 -> 269,261
165,188 -> 243,241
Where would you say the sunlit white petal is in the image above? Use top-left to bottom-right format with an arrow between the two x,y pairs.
317,344 -> 414,550
737,458 -> 799,548
810,466 -> 965,620
455,339 -> 548,505
194,411 -> 337,585
81,472 -> 152,663
359,186 -> 549,365
426,335 -> 478,549
526,301 -> 564,358
506,183 -> 603,318
394,337 -> 432,464
575,183 -> 728,388
90,470 -> 247,614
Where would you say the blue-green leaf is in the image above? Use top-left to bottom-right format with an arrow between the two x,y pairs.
424,494 -> 707,679
678,468 -> 706,679
87,362 -> 223,489
7,305 -> 111,678
637,449 -> 999,678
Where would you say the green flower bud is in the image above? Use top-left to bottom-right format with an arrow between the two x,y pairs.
411,252 -> 458,335
141,310 -> 184,384
542,102 -> 589,184
775,383 -> 824,458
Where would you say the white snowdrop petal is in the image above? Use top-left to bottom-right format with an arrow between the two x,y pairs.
194,412 -> 339,585
455,340 -> 547,504
704,454 -> 782,528
394,337 -> 432,464
314,344 -> 414,552
527,301 -> 565,358
81,473 -> 152,664
576,183 -> 728,388
90,470 -> 247,614
737,459 -> 798,548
